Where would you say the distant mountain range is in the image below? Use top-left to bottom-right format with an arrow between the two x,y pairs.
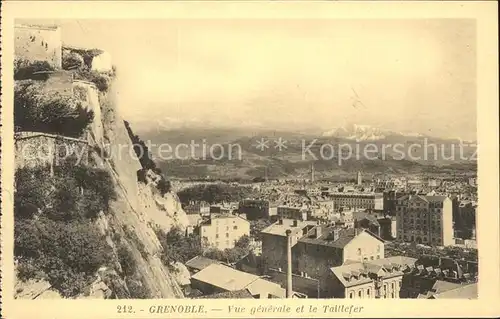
137,124 -> 477,180
322,123 -> 426,142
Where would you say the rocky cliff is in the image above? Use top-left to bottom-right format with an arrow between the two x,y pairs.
14,32 -> 189,299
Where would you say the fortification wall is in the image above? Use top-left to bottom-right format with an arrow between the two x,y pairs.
73,80 -> 104,145
15,25 -> 62,68
15,132 -> 89,170
39,70 -> 74,96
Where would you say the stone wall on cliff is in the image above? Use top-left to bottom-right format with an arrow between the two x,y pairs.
14,28 -> 189,298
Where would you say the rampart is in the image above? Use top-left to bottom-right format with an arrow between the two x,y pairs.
15,24 -> 63,68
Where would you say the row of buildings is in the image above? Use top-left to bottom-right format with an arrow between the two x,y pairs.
182,217 -> 477,299
189,193 -> 466,250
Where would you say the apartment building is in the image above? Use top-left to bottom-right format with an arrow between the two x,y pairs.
260,218 -> 385,297
184,201 -> 210,215
395,195 -> 454,246
277,205 -> 308,221
200,214 -> 250,250
238,199 -> 277,220
454,200 -> 477,240
399,255 -> 478,298
329,256 -> 417,299
328,192 -> 384,211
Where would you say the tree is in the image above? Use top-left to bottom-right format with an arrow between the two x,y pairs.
156,227 -> 202,265
14,81 -> 94,137
15,217 -> 113,297
250,219 -> 272,241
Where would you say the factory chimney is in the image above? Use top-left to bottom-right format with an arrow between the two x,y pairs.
311,162 -> 315,183
286,229 -> 293,298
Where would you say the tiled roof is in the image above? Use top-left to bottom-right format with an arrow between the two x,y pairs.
331,256 -> 417,288
191,264 -> 284,296
185,256 -> 220,271
261,219 -> 316,237
191,264 -> 258,291
425,195 -> 449,202
299,227 -> 384,249
429,283 -> 478,299
196,289 -> 254,299
299,227 -> 357,248
431,280 -> 462,294
330,262 -> 373,288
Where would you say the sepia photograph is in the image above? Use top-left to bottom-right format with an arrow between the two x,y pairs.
1,1 -> 499,318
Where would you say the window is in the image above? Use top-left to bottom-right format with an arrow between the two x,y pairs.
226,233 -> 229,238
233,226 -> 238,230
377,255 -> 380,259
215,234 -> 219,239
357,248 -> 362,255
377,245 -> 381,253
366,288 -> 371,298
370,256 -> 374,260
349,291 -> 354,299
358,290 -> 363,298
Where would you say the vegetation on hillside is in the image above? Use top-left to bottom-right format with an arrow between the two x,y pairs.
14,80 -> 94,137
124,120 -> 171,195
14,160 -> 117,297
250,219 -> 273,241
156,227 -> 252,267
177,184 -> 257,206
14,58 -> 55,81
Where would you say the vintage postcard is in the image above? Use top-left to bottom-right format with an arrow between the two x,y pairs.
1,1 -> 499,318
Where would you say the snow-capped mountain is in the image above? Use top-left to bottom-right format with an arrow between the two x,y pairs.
322,124 -> 389,141
322,124 -> 430,141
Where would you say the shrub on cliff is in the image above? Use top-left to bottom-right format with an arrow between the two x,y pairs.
14,58 -> 55,80
62,50 -> 84,70
14,81 -> 94,137
117,244 -> 138,277
202,235 -> 251,264
156,227 -> 202,265
15,217 -> 113,297
15,163 -> 116,221
74,69 -> 111,92
124,121 -> 172,195
178,184 -> 257,205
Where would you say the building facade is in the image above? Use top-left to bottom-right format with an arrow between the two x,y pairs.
15,24 -> 63,68
329,193 -> 384,211
239,199 -> 277,220
395,195 -> 454,246
277,205 -> 308,221
200,214 -> 250,250
329,256 -> 417,299
261,219 -> 385,297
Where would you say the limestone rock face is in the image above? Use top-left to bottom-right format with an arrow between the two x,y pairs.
14,279 -> 62,300
171,262 -> 192,287
13,43 -> 188,299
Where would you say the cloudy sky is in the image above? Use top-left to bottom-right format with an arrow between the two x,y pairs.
23,19 -> 476,140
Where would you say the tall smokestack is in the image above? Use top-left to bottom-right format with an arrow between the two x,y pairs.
311,163 -> 315,183
286,229 -> 293,298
